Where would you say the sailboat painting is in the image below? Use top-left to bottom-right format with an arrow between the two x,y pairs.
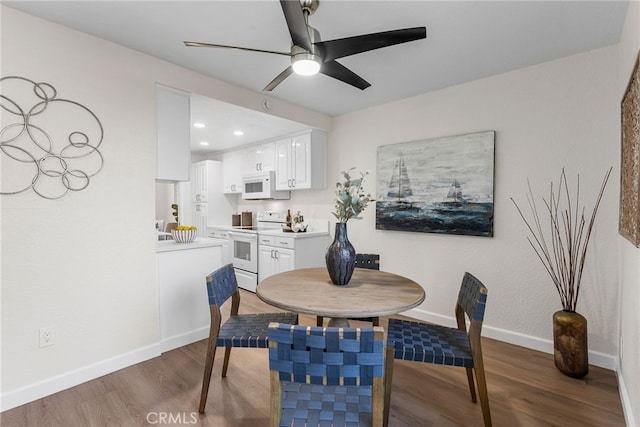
376,131 -> 495,237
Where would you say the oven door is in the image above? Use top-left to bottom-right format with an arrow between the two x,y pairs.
228,231 -> 258,273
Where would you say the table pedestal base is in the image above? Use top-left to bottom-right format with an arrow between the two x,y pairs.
327,317 -> 350,328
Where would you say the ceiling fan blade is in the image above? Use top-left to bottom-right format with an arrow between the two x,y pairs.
316,27 -> 427,61
183,41 -> 291,56
320,60 -> 370,90
279,0 -> 313,51
263,66 -> 294,91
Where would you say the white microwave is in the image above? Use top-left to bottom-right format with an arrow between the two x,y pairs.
241,171 -> 290,200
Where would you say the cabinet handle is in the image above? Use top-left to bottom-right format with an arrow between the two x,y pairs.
291,178 -> 296,188
270,249 -> 275,258
274,250 -> 279,259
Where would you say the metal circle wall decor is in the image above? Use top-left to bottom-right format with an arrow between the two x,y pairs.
0,76 -> 104,199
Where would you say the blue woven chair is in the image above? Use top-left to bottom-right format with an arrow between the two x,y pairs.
198,264 -> 298,413
317,254 -> 381,327
385,272 -> 491,426
268,323 -> 386,427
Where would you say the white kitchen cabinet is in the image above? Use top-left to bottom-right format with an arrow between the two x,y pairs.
187,160 -> 237,236
223,150 -> 244,194
244,142 -> 276,173
157,243 -> 223,352
208,227 -> 231,264
275,129 -> 327,191
193,202 -> 208,233
156,84 -> 191,182
257,233 -> 328,283
258,245 -> 294,282
191,161 -> 208,202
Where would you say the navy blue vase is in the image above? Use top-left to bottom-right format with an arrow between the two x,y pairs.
325,222 -> 356,285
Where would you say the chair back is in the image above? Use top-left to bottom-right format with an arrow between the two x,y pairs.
268,323 -> 386,426
457,272 -> 489,323
205,264 -> 238,307
355,253 -> 380,270
268,323 -> 385,386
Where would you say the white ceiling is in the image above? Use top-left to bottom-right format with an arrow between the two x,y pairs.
4,1 -> 629,153
190,94 -> 309,153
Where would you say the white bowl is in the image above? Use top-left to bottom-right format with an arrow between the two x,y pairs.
171,229 -> 197,243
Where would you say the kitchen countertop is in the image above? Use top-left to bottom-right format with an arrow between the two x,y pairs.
156,237 -> 225,253
208,219 -> 330,239
256,228 -> 329,238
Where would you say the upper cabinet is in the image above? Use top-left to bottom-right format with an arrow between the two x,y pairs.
223,150 -> 244,194
156,84 -> 190,181
244,142 -> 276,173
275,130 -> 327,191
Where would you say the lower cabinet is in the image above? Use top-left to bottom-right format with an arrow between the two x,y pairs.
157,244 -> 222,352
207,227 -> 231,264
258,234 -> 328,283
258,245 -> 294,282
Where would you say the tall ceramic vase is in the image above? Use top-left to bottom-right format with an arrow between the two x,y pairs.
325,222 -> 356,286
553,310 -> 589,378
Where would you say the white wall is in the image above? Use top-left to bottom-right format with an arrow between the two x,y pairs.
617,1 -> 640,425
289,46 -> 620,363
0,6 -> 329,411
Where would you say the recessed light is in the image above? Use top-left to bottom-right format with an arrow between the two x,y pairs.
199,141 -> 209,146
234,130 -> 244,136
193,122 -> 205,128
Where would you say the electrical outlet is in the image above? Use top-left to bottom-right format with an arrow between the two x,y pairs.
39,326 -> 55,347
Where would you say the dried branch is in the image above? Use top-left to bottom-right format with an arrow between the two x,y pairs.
511,167 -> 612,311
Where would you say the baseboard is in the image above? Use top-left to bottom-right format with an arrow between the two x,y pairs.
160,327 -> 209,353
403,307 -> 618,371
0,343 -> 161,412
617,364 -> 639,427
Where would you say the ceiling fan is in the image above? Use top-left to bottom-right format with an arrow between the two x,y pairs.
184,0 -> 426,92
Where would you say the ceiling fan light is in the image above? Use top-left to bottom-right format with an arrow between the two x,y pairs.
292,53 -> 321,76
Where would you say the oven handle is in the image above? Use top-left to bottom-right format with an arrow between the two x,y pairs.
228,231 -> 258,241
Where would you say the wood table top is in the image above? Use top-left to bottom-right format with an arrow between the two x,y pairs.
256,267 -> 425,319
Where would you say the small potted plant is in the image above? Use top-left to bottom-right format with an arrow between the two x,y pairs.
511,167 -> 611,378
326,168 -> 373,285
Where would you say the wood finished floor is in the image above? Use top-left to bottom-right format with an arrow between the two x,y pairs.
1,290 -> 625,426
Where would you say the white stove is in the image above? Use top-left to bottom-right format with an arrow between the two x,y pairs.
227,211 -> 286,292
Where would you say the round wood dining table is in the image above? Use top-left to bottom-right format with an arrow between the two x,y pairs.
256,267 -> 425,327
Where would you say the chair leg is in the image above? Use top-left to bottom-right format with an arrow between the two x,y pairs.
383,345 -> 395,427
316,316 -> 324,327
473,359 -> 492,426
199,308 -> 221,413
199,336 -> 219,413
465,367 -> 477,403
221,346 -> 232,377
